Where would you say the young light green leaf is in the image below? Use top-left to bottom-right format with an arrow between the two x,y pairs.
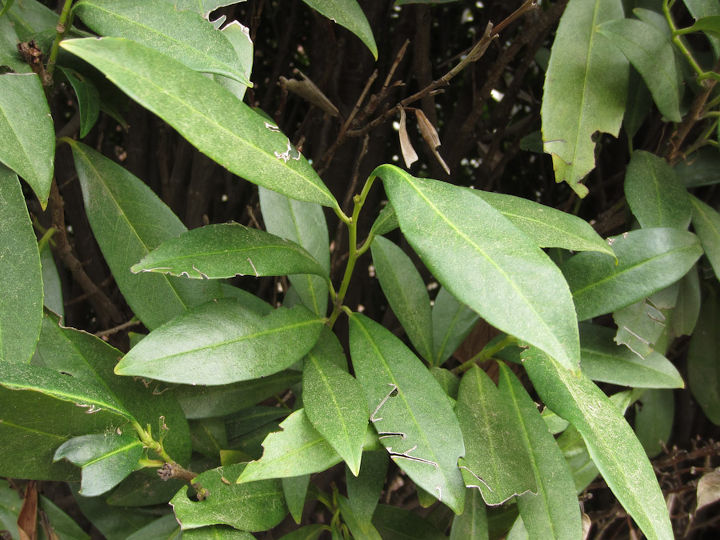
579,323 -> 683,388
523,348 -> 673,540
0,73 -> 54,206
116,301 -> 324,385
563,228 -> 702,320
634,389 -> 674,458
457,366 -> 536,505
689,195 -> 720,280
541,0 -> 628,197
0,168 -> 42,364
237,409 -> 342,482
74,0 -> 251,86
171,463 -> 286,531
68,141 -> 221,330
624,151 -> 691,229
688,291 -> 720,425
61,38 -> 337,208
471,190 -> 614,256
348,312 -> 466,514
449,488 -> 488,540
300,0 -> 377,59
431,287 -> 479,366
283,475 -> 310,524
346,451 -> 388,523
132,223 -> 327,280
598,19 -> 682,122
54,432 -> 143,496
259,187 -> 330,316
58,67 -> 100,138
498,364 -> 582,540
376,164 -> 580,370
303,337 -> 369,476
371,236 -> 434,362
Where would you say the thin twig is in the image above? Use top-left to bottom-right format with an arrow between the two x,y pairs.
95,318 -> 141,338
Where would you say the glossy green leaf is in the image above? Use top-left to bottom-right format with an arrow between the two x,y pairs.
0,168 -> 42,364
237,409 -> 342,482
303,337 -> 368,476
183,527 -> 255,540
671,265 -> 701,337
116,301 -> 324,385
578,323 -> 683,388
372,236 -> 434,361
541,0 -> 627,196
471,190 -> 614,256
457,366 -> 536,505
450,488 -> 488,540
58,67 -> 100,138
259,187 -> 330,316
498,364 -> 581,540
370,203 -> 399,236
68,141 -> 221,330
689,195 -> 720,280
688,291 -> 720,424
0,73 -> 54,206
431,287 -> 479,366
346,450 -> 388,523
54,432 -> 143,496
61,38 -> 337,208
523,348 -> 673,540
598,19 -> 682,122
283,474 -> 310,524
563,228 -> 702,320
218,284 -> 273,315
176,371 -> 300,419
372,505 -> 446,540
133,223 -> 327,280
74,0 -> 251,86
172,463 -> 286,531
349,312 -> 466,513
634,389 -> 674,458
300,0 -> 377,59
125,514 -> 181,540
377,164 -> 580,370
624,151 -> 691,229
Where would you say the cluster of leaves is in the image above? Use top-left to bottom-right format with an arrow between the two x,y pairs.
1,0 -> 720,538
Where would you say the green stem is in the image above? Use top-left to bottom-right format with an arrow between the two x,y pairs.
664,0 -> 712,82
452,334 -> 517,375
45,0 -> 74,84
131,420 -> 175,464
37,227 -> 56,252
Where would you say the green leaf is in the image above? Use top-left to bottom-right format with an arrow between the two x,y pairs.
54,432 -> 143,496
189,417 -> 227,459
171,463 -> 286,531
563,228 -> 702,320
176,371 -> 300,419
40,243 -> 64,320
172,0 -> 246,18
0,168 -> 42,364
57,67 -> 100,138
372,505 -> 447,540
133,223 -> 327,280
71,488 -> 157,540
300,0 -> 377,59
107,468 -> 185,507
450,488 -> 488,540
39,494 -> 91,540
683,14 -> 720,37
68,141 -> 221,330
183,527 -> 255,540
279,525 -> 326,540
370,203 -> 399,236
0,73 -> 54,206
498,364 -> 582,540
0,16 -> 31,73
431,287 -> 479,366
371,236 -> 434,361
541,0 -> 628,197
523,348 -> 673,540
339,495 -> 383,539
613,296 -> 672,359
61,37 -> 337,208
456,366 -> 536,505
215,21 -> 253,102
578,323 -> 683,388
348,312 -> 466,513
282,475 -> 310,524
471,190 -> 614,256
671,265 -> 701,337
634,389 -> 674,458
598,19 -> 682,122
116,301 -> 324,385
689,195 -> 720,280
125,514 -> 181,540
688,291 -> 720,425
237,409 -> 342,482
259,187 -> 330,316
3,0 -> 57,41
345,451 -> 388,523
74,0 -> 251,86
377,164 -> 580,370
683,0 -> 720,55
624,151 -> 691,229
303,336 -> 369,476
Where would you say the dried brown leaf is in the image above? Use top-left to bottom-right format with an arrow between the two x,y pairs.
414,109 -> 450,175
280,69 -> 339,117
399,108 -> 418,168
